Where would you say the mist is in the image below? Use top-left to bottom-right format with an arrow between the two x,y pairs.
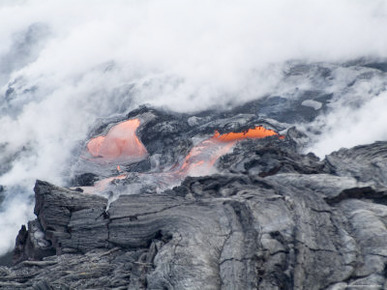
1,0 -> 387,255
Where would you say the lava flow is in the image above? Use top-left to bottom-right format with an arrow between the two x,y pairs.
178,126 -> 283,176
213,126 -> 284,142
84,123 -> 283,193
87,119 -> 147,162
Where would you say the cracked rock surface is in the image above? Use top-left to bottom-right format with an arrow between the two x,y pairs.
3,62 -> 387,290
2,141 -> 387,289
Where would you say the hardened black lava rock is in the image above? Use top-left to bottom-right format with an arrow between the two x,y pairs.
1,139 -> 387,289
3,63 -> 387,290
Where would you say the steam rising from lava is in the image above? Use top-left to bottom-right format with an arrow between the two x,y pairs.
1,0 -> 387,256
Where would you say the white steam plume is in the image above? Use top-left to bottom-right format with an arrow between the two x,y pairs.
308,91 -> 387,156
1,0 -> 387,255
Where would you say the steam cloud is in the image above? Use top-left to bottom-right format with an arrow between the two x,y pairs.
1,0 -> 387,255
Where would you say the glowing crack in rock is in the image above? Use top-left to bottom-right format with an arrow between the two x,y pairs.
87,119 -> 147,162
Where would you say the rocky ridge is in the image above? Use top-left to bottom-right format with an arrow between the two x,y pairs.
1,136 -> 387,289
2,60 -> 387,289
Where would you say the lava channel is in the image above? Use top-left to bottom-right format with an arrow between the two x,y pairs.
178,126 -> 283,176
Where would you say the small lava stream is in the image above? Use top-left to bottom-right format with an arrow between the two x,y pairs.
85,119 -> 283,193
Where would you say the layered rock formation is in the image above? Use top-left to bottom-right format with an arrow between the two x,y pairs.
2,60 -> 387,289
1,137 -> 387,289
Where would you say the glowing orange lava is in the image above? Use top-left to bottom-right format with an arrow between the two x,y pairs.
178,126 -> 283,176
87,119 -> 147,162
85,124 -> 284,192
179,138 -> 236,176
213,126 -> 284,142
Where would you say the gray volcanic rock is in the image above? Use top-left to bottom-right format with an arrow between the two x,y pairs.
2,89 -> 387,289
325,141 -> 387,188
2,141 -> 387,289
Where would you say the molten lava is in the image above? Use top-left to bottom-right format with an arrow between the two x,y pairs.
85,124 -> 283,193
87,119 -> 147,162
179,139 -> 235,176
213,126 -> 284,142
179,126 -> 283,176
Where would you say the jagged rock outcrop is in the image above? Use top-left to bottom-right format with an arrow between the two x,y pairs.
1,140 -> 387,289
3,76 -> 387,289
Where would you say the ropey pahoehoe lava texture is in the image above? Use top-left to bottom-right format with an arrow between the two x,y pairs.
2,97 -> 387,290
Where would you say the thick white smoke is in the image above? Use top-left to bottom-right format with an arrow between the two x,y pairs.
308,91 -> 387,156
1,0 -> 387,255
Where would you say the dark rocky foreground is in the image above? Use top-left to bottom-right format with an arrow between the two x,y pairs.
1,137 -> 387,289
